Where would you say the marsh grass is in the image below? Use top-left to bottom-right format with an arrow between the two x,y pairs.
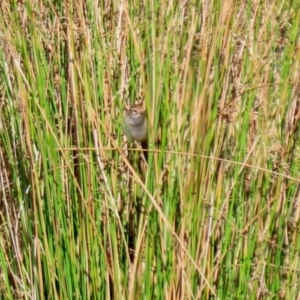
1,0 -> 300,299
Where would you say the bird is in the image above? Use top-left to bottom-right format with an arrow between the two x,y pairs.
123,104 -> 148,159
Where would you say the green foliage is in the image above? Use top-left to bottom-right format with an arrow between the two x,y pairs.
0,0 -> 300,299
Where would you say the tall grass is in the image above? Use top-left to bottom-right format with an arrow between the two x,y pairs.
1,0 -> 300,299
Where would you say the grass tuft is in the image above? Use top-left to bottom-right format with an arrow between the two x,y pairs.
1,0 -> 300,299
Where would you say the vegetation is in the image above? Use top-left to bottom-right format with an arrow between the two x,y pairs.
1,0 -> 300,299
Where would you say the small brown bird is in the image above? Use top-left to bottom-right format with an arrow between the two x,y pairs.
123,104 -> 148,159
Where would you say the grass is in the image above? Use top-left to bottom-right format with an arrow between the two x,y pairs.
1,0 -> 300,299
